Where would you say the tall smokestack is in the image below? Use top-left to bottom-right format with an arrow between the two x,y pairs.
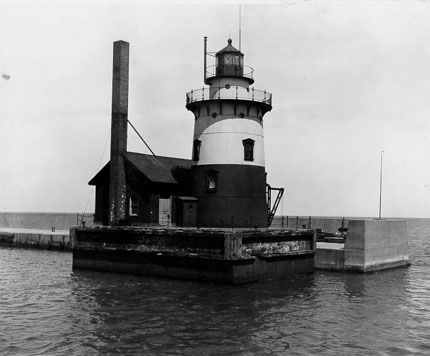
109,40 -> 129,226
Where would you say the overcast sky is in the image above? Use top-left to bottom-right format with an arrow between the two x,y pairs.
1,0 -> 430,218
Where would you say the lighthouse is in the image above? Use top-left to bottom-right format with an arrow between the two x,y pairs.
77,39 -> 317,284
186,38 -> 273,228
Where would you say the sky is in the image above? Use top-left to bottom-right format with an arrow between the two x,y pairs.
1,0 -> 430,218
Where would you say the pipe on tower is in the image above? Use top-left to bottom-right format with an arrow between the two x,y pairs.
204,36 -> 207,84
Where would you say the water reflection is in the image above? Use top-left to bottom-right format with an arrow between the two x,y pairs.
1,218 -> 429,355
68,270 -> 319,354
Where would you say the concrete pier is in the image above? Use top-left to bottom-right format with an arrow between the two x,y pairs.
0,218 -> 411,278
315,219 -> 410,272
72,227 -> 315,284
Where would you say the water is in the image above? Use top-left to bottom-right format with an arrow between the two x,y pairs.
1,219 -> 429,355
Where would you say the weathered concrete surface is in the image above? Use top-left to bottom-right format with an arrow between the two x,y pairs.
315,219 -> 410,272
0,228 -> 71,250
315,243 -> 345,271
344,219 -> 410,272
0,213 -> 87,230
72,227 -> 315,284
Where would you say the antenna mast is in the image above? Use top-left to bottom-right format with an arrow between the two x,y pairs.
378,150 -> 384,219
239,4 -> 242,52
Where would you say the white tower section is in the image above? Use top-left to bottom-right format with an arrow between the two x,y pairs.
193,77 -> 266,167
186,38 -> 272,228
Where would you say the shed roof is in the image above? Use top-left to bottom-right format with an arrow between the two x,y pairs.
125,152 -> 194,184
88,152 -> 194,185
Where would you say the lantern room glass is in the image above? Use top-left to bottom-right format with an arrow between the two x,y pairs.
216,53 -> 244,77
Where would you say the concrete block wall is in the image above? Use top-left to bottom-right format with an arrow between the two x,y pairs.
344,219 -> 410,272
0,213 -> 89,230
315,248 -> 345,270
0,231 -> 72,250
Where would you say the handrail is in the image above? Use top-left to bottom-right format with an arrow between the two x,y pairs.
205,65 -> 254,80
186,86 -> 272,107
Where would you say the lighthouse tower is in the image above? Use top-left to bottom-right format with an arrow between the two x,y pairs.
186,38 -> 272,228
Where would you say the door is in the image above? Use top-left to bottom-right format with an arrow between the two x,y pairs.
158,197 -> 171,227
182,201 -> 198,227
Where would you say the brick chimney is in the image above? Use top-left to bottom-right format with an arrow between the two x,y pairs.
109,40 -> 129,225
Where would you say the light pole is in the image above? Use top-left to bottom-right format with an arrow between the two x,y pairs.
378,150 -> 384,220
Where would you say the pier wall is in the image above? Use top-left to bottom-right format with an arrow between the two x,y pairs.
344,219 -> 410,272
0,213 -> 93,230
315,219 -> 410,272
315,247 -> 345,271
0,230 -> 72,250
72,227 -> 315,284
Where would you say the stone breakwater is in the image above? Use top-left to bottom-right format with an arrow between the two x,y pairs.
0,229 -> 71,251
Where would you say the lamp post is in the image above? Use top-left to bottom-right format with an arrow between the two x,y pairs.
378,150 -> 384,220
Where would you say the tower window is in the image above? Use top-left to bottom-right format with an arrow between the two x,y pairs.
129,196 -> 139,216
193,139 -> 201,161
206,170 -> 218,193
243,139 -> 255,161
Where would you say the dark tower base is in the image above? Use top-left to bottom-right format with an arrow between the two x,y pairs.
192,164 -> 268,228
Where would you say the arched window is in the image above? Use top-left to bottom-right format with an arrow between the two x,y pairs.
206,170 -> 218,193
193,139 -> 201,161
242,138 -> 255,161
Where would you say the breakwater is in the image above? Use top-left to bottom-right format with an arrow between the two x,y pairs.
0,212 -> 93,230
0,229 -> 72,251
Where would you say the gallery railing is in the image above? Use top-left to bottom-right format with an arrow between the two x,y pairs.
186,86 -> 272,107
205,65 -> 254,81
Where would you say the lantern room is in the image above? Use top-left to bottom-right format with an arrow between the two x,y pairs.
215,39 -> 244,77
203,38 -> 254,85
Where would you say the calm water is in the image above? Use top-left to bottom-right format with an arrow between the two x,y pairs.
1,220 -> 429,355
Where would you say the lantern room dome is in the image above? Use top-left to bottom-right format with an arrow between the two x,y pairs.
216,38 -> 242,55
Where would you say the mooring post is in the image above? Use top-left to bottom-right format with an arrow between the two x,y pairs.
312,229 -> 317,251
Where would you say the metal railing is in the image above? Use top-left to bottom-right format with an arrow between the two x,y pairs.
186,86 -> 272,107
76,213 -> 94,227
205,65 -> 254,81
